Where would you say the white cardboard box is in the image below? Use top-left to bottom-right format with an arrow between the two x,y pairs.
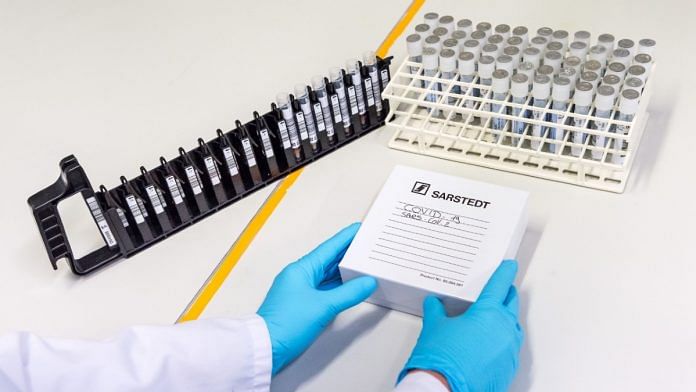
339,165 -> 529,316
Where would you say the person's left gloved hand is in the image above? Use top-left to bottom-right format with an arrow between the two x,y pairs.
257,223 -> 377,375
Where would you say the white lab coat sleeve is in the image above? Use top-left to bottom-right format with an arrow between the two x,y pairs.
394,371 -> 450,392
0,314 -> 272,392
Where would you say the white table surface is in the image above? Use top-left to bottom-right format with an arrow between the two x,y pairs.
2,0 -> 696,391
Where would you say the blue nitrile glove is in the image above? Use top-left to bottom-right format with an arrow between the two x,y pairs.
257,223 -> 377,375
399,260 -> 523,392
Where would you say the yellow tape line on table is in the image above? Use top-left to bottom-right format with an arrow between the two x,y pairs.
177,0 -> 426,323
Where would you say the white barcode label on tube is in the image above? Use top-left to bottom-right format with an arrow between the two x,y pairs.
156,188 -> 167,208
116,208 -> 129,227
277,120 -> 291,149
185,166 -> 203,195
126,195 -> 145,224
259,128 -> 275,157
204,156 -> 221,185
364,77 -> 376,106
347,86 -> 358,115
145,186 -> 165,214
295,112 -> 309,140
166,175 -> 185,204
86,196 -> 117,247
136,198 -> 149,218
380,68 -> 389,87
369,68 -> 382,111
330,94 -> 342,123
313,103 -> 326,131
222,147 -> 239,177
242,138 -> 257,167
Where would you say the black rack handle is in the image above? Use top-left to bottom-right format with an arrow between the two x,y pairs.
27,156 -> 122,274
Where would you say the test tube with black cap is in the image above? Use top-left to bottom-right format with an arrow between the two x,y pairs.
214,129 -> 246,194
345,59 -> 369,128
312,76 -> 337,146
290,93 -> 315,157
294,84 -> 321,153
323,76 -> 347,143
252,112 -> 282,177
232,121 -> 264,186
329,67 -> 355,138
342,68 -> 363,133
359,61 -> 379,126
308,87 -> 331,150
275,93 -> 304,163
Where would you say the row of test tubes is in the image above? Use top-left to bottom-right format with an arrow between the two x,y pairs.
405,12 -> 656,162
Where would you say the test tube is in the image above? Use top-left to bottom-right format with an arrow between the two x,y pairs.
478,55 -> 496,114
504,46 -> 521,68
633,54 -> 653,78
560,67 -> 577,91
611,48 -> 632,68
462,39 -> 482,59
530,36 -> 548,52
570,81 -> 594,157
471,30 -> 487,47
415,23 -> 430,35
424,12 -> 439,29
627,64 -> 647,83
552,30 -> 569,52
569,41 -> 588,59
439,49 -> 457,106
613,88 -> 640,163
622,77 -> 644,94
544,51 -> 563,75
329,67 -> 354,135
546,41 -> 563,55
491,69 -> 511,139
638,38 -> 656,55
537,27 -> 553,39
605,62 -> 626,80
563,56 -> 583,76
452,30 -> 468,44
294,84 -> 320,152
512,26 -> 529,49
438,15 -> 455,35
583,60 -> 602,76
275,93 -> 302,161
597,33 -> 615,52
591,85 -> 616,160
510,73 -> 529,144
580,70 -> 600,90
406,34 -> 424,87
517,62 -> 536,90
482,43 -> 499,59
424,35 -> 442,51
537,64 -> 554,79
506,36 -> 523,49
523,47 -> 542,69
433,27 -> 449,38
488,34 -> 505,53
346,59 -> 368,127
549,76 -> 571,153
476,22 -> 492,37
531,74 -> 551,150
458,51 -> 477,116
422,47 -> 440,116
457,18 -> 473,35
574,30 -> 591,46
443,38 -> 460,57
362,50 -> 383,116
589,45 -> 608,69
601,74 -> 621,99
312,75 -> 336,145
495,24 -> 511,40
496,54 -> 514,75
617,39 -> 636,57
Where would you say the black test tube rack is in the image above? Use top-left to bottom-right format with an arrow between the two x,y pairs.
28,57 -> 393,275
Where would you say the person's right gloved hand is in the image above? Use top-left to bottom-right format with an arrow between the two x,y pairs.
399,260 -> 523,392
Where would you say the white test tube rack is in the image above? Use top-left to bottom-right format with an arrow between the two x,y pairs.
383,58 -> 654,193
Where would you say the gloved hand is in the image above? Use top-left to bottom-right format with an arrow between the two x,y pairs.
399,260 -> 523,392
257,223 -> 377,375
